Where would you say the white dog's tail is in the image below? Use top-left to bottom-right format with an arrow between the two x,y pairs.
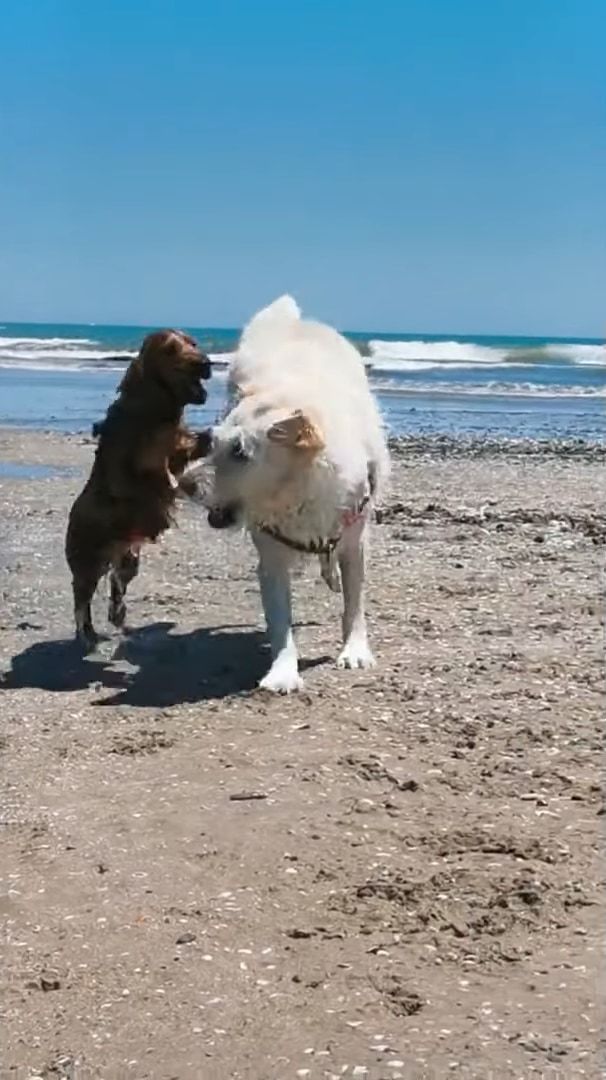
241,295 -> 301,352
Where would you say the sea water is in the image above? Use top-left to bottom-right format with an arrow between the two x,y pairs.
0,322 -> 603,440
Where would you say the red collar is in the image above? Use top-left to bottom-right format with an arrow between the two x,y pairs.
259,494 -> 371,555
127,531 -> 149,546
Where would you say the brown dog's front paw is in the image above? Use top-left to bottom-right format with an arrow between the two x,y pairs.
76,626 -> 100,654
108,598 -> 127,629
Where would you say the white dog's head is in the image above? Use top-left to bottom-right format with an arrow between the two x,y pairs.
207,397 -> 326,530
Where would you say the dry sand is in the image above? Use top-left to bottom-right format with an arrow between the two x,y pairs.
0,429 -> 603,1080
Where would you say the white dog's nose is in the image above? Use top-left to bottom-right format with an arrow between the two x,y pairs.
207,505 -> 238,529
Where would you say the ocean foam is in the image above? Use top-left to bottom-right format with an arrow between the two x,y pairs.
368,358 -> 514,373
371,379 -> 606,399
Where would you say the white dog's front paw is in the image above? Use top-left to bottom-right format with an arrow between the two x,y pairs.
259,664 -> 304,694
337,639 -> 376,670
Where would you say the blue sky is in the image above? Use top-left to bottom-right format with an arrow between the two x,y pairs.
1,0 -> 604,335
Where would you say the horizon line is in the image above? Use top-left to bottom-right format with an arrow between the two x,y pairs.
0,316 -> 603,344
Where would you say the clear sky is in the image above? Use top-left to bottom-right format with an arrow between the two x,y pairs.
1,0 -> 604,336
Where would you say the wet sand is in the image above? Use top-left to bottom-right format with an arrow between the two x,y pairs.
0,429 -> 603,1079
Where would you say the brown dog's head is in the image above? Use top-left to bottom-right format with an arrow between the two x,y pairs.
120,330 -> 211,407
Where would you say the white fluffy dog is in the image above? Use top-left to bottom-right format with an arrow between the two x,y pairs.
207,296 -> 389,693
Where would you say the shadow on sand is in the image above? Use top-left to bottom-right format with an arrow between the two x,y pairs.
1,621 -> 328,706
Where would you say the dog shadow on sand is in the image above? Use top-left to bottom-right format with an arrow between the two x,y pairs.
1,621 -> 328,706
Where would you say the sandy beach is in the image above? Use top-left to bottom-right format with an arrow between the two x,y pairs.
0,429 -> 603,1079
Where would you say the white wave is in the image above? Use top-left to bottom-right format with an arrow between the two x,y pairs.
547,343 -> 606,366
0,348 -> 136,363
0,347 -> 231,375
368,338 -> 606,370
0,335 -> 235,370
369,339 -> 506,366
0,338 -> 132,370
0,335 -> 99,348
0,362 -> 129,375
208,351 -> 236,366
0,333 -> 136,371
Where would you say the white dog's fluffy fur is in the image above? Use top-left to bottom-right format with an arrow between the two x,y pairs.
208,295 -> 389,693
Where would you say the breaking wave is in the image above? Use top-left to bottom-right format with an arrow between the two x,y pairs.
0,334 -> 236,372
368,338 -> 606,372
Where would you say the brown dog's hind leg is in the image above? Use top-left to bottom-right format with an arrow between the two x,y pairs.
108,549 -> 140,630
72,572 -> 101,652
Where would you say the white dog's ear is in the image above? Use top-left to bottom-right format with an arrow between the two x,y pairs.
267,410 -> 324,452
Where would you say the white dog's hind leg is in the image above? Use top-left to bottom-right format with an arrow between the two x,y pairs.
337,520 -> 375,670
254,533 -> 303,693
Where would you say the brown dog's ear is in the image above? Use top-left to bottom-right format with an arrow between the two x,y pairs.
118,355 -> 144,394
119,330 -> 176,394
267,410 -> 324,451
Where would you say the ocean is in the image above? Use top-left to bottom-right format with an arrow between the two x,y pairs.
0,322 -> 604,440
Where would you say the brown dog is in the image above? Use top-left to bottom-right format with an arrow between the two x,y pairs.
66,330 -> 211,649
